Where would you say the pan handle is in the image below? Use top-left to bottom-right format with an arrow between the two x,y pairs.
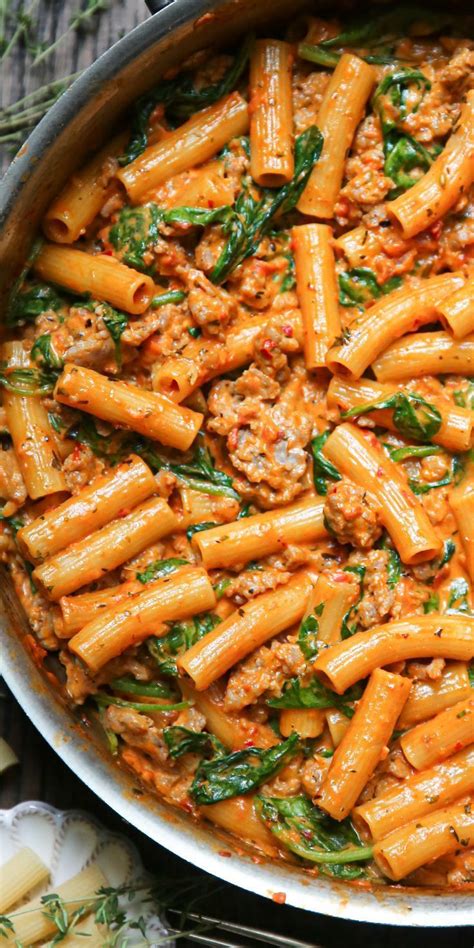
145,0 -> 176,12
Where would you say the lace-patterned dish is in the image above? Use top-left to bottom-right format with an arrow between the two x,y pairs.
0,801 -> 173,946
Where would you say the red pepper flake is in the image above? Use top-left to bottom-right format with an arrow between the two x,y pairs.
243,739 -> 255,748
260,338 -> 277,359
218,850 -> 233,858
117,507 -> 131,518
272,892 -> 286,904
430,220 -> 443,240
207,200 -> 215,208
282,324 -> 293,337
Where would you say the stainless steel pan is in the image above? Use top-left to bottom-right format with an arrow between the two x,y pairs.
0,0 -> 472,925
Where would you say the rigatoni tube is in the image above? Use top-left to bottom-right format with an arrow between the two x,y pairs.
0,847 -> 50,913
192,496 -> 327,569
54,365 -> 203,451
152,309 -> 303,403
292,223 -> 340,370
400,696 -> 474,770
17,455 -> 156,562
312,615 -> 474,695
250,40 -> 294,187
326,273 -> 464,379
373,801 -> 474,882
34,245 -> 155,314
318,670 -> 411,821
449,478 -> 474,584
297,53 -> 375,218
58,581 -> 145,637
69,566 -> 215,672
398,661 -> 472,728
387,90 -> 474,238
34,496 -> 177,600
309,571 -> 360,646
438,276 -> 474,339
327,375 -> 474,454
117,92 -> 249,202
178,573 -> 313,690
2,342 -> 66,500
42,133 -> 127,244
353,746 -> 474,840
323,424 -> 442,565
373,332 -> 474,382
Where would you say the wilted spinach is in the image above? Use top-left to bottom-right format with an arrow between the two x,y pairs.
311,431 -> 341,495
342,392 -> 441,442
268,677 -> 363,717
163,726 -> 226,760
30,333 -> 63,369
148,612 -> 221,677
338,268 -> 401,307
298,602 -> 324,661
256,795 -> 372,877
190,734 -> 299,805
136,557 -> 188,585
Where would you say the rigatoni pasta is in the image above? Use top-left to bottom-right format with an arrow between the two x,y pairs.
4,11 -> 474,889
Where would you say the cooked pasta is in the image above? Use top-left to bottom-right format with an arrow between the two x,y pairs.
3,10 -> 474,889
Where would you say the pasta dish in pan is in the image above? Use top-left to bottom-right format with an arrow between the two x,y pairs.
1,4 -> 474,889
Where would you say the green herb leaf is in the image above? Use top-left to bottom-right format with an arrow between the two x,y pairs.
211,126 -> 323,284
148,612 -> 221,677
297,604 -> 323,661
341,565 -> 366,639
6,282 -> 64,325
256,795 -> 372,876
268,677 -> 363,717
440,539 -> 456,568
152,289 -> 187,307
99,303 -> 129,367
30,333 -> 63,369
386,549 -> 402,589
338,267 -> 401,307
0,364 -> 59,396
164,726 -> 226,759
136,557 -> 188,585
94,693 -> 188,713
190,733 -> 299,804
120,34 -> 253,165
447,577 -> 471,614
389,444 -> 443,462
311,431 -> 341,495
186,521 -> 220,541
343,392 -> 441,442
423,591 -> 440,614
110,677 -> 173,698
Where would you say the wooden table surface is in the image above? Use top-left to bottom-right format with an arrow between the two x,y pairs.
0,3 -> 473,944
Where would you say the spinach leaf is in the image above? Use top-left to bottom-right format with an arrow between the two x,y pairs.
30,333 -> 63,369
0,364 -> 59,396
110,677 -> 172,698
152,289 -> 186,307
338,267 -> 401,307
439,539 -> 456,568
136,557 -> 188,585
311,431 -> 341,495
386,549 -> 402,589
342,392 -> 441,442
423,591 -> 439,614
453,380 -> 474,410
163,726 -> 226,760
468,663 -> 474,687
190,734 -> 299,804
408,455 -> 464,495
297,7 -> 459,69
148,612 -> 221,677
213,577 -> 231,600
268,677 -> 363,717
210,126 -> 324,284
7,282 -> 65,325
167,438 -> 241,500
280,252 -> 296,293
388,444 -> 443,463
94,694 -> 188,713
298,603 -> 324,661
341,565 -> 366,639
109,203 -> 163,272
372,68 -> 437,196
186,521 -> 220,540
447,577 -> 471,614
120,35 -> 253,165
256,795 -> 372,876
99,304 -> 129,367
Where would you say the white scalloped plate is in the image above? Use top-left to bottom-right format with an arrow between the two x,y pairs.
0,801 -> 174,946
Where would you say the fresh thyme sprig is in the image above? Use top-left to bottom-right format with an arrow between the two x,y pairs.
32,0 -> 111,66
0,72 -> 81,146
0,876 -> 217,946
